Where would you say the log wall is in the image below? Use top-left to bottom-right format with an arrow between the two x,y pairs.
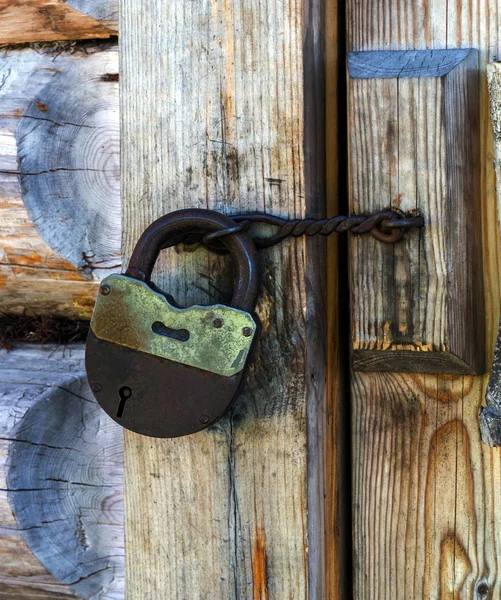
0,3 -> 123,598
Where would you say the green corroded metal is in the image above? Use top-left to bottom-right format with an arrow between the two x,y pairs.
90,274 -> 256,378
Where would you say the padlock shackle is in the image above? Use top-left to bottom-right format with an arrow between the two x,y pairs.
125,209 -> 259,313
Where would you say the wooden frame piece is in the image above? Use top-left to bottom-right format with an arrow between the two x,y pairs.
348,49 -> 484,374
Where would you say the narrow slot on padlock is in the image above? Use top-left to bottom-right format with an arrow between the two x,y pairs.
152,321 -> 190,342
117,386 -> 132,418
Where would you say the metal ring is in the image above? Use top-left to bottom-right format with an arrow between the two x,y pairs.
369,209 -> 423,243
370,223 -> 405,243
370,210 -> 406,243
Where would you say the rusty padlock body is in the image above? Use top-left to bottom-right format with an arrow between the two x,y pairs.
85,209 -> 259,438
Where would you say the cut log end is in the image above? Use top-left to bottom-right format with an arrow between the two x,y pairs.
17,50 -> 121,276
2,345 -> 124,599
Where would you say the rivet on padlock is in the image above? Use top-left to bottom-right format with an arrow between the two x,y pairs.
85,209 -> 260,439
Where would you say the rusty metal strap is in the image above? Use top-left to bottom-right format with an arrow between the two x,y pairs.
165,208 -> 424,251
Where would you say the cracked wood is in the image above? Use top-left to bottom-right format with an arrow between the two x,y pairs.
0,45 -> 120,318
120,0 -> 328,596
0,344 -> 123,600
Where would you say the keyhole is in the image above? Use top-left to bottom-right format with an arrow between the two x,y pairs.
152,321 -> 190,342
117,386 -> 132,418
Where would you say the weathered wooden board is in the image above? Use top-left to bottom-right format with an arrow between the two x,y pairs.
0,45 -> 120,318
482,63 -> 501,446
488,63 -> 501,243
348,0 -> 501,597
0,344 -> 123,599
483,63 -> 501,446
349,49 -> 483,374
0,0 -> 118,45
121,0 -> 329,597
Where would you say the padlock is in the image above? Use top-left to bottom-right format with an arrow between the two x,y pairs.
85,209 -> 259,438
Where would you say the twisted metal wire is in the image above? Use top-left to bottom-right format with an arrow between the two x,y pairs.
170,209 -> 424,251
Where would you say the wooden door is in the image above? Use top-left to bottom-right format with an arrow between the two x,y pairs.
1,0 -> 501,598
347,0 -> 501,598
119,0 -> 343,597
0,0 -> 347,597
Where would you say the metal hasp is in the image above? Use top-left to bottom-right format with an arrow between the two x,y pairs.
170,209 -> 424,249
86,209 -> 260,439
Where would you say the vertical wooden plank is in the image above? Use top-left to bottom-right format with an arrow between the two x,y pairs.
348,0 -> 501,598
120,0 -> 330,598
484,65 -> 501,444
325,0 -> 350,597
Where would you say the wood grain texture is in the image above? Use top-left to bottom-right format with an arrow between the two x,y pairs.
0,344 -> 123,599
349,48 -> 484,374
0,45 -> 120,318
348,0 -> 501,597
0,0 -> 117,45
483,63 -> 501,445
120,0 -> 327,597
488,63 -> 501,222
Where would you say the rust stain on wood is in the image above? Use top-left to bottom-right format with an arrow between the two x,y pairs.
101,73 -> 119,82
391,193 -> 404,207
34,100 -> 49,112
253,526 -> 268,600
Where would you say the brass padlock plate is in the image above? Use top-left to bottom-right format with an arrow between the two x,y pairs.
91,274 -> 256,377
